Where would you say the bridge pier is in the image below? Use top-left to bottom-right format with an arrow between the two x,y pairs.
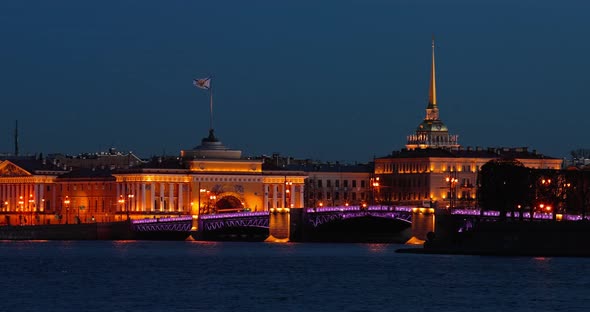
410,208 -> 435,241
268,209 -> 290,241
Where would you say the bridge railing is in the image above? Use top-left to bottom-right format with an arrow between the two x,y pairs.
305,205 -> 413,213
131,216 -> 193,224
450,209 -> 588,221
199,211 -> 269,220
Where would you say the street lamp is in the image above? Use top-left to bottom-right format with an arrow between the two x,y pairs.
64,196 -> 71,224
209,195 -> 217,214
118,195 -> 125,221
371,177 -> 380,205
285,181 -> 292,208
127,194 -> 134,220
28,194 -> 34,225
199,188 -> 207,215
18,196 -> 24,225
445,176 -> 458,209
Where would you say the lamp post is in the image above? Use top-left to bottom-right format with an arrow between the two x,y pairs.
372,177 -> 380,206
285,181 -> 292,208
209,195 -> 217,214
445,176 -> 458,210
64,196 -> 70,224
118,195 -> 125,221
28,194 -> 34,225
127,194 -> 134,220
18,196 -> 24,225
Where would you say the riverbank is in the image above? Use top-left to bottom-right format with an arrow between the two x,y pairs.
397,219 -> 590,257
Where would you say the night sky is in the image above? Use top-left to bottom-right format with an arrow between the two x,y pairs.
1,0 -> 589,163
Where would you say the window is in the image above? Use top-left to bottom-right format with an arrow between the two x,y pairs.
352,180 -> 357,188
335,192 -> 340,200
327,180 -> 332,187
344,180 -> 349,188
318,180 -> 323,188
352,193 -> 357,200
335,180 -> 340,188
361,180 -> 366,188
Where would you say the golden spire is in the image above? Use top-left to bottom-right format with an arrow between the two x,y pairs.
428,36 -> 437,107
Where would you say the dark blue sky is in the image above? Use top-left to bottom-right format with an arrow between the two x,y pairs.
1,0 -> 589,162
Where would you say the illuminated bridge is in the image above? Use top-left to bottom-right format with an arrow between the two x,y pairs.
130,216 -> 193,240
199,211 -> 270,231
304,206 -> 413,227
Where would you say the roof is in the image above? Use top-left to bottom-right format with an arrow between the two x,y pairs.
378,147 -> 560,160
56,168 -> 115,180
7,158 -> 67,174
264,163 -> 373,173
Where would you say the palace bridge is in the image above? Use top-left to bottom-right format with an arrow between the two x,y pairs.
131,207 -> 590,242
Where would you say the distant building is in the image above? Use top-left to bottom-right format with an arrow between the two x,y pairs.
263,160 -> 374,208
375,147 -> 562,208
0,159 -> 67,225
48,148 -> 144,170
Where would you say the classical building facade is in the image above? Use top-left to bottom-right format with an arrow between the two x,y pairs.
375,147 -> 562,208
0,131 -> 307,225
264,162 -> 374,208
0,158 -> 66,225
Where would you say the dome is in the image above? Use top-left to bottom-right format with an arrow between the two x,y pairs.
417,121 -> 448,132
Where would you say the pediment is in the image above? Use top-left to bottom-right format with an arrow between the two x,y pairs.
0,161 -> 32,177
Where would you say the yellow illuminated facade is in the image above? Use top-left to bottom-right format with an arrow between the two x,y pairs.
375,147 -> 562,207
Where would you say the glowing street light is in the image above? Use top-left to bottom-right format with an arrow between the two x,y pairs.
28,194 -> 35,225
126,194 -> 134,220
64,196 -> 71,224
445,176 -> 459,209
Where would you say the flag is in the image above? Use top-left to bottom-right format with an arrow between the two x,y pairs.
193,77 -> 211,90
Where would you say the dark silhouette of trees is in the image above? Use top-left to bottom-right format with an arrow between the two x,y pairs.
478,158 -> 533,221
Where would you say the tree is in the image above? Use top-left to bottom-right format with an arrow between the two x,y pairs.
478,158 -> 532,221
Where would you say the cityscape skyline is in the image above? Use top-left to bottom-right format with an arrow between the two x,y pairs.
2,1 -> 589,162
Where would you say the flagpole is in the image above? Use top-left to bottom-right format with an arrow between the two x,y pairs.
209,79 -> 214,132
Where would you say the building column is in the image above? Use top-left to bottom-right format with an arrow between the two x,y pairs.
151,182 -> 156,211
272,184 -> 278,209
280,184 -> 285,208
263,185 -> 269,210
159,183 -> 165,211
299,184 -> 304,208
178,183 -> 183,213
51,184 -> 56,214
141,183 -> 147,212
39,183 -> 44,212
290,183 -> 295,208
169,183 -> 174,212
135,183 -> 141,211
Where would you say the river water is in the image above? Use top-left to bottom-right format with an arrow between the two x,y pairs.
1,241 -> 589,312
